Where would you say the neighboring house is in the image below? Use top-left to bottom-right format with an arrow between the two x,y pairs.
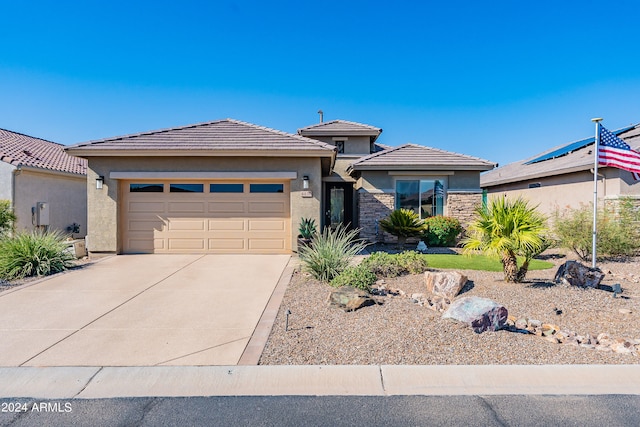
481,124 -> 640,216
0,128 -> 87,236
65,118 -> 495,255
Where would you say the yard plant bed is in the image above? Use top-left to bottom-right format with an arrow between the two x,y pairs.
259,252 -> 640,365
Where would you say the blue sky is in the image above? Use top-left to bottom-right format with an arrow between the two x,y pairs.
2,0 -> 639,167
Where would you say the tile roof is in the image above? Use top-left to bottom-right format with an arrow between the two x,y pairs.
481,124 -> 640,187
348,143 -> 496,172
298,120 -> 382,141
0,128 -> 87,175
66,119 -> 336,154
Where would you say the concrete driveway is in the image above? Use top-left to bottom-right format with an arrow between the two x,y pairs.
0,254 -> 290,367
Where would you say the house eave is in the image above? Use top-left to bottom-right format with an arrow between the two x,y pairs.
350,164 -> 495,172
64,148 -> 335,158
481,164 -> 593,188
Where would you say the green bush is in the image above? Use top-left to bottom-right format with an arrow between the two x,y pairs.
299,224 -> 368,282
553,201 -> 640,260
379,210 -> 426,248
0,229 -> 75,280
330,264 -> 377,291
361,251 -> 429,278
298,217 -> 317,239
423,216 -> 462,247
0,200 -> 17,236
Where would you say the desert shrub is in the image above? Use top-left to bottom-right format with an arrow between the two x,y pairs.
553,202 -> 640,260
423,216 -> 462,247
330,264 -> 377,291
361,251 -> 403,277
0,229 -> 75,280
0,200 -> 16,236
361,251 -> 429,278
395,251 -> 430,274
298,217 -> 317,239
378,209 -> 427,247
299,224 -> 367,282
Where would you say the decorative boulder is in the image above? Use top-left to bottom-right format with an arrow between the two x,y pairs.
425,271 -> 468,299
442,296 -> 508,333
328,286 -> 376,312
553,261 -> 605,288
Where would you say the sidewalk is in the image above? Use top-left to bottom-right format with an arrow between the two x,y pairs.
1,365 -> 639,399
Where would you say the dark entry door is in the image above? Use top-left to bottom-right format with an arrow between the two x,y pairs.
324,182 -> 354,230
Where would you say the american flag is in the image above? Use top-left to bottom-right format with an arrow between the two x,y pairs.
598,125 -> 640,180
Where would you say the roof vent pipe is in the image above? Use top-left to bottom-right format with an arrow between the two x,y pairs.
317,110 -> 323,123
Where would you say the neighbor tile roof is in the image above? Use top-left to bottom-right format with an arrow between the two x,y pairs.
298,120 -> 382,141
0,128 -> 87,175
66,119 -> 336,153
348,143 -> 496,172
481,124 -> 640,187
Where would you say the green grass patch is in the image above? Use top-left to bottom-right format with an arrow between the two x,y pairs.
424,254 -> 554,271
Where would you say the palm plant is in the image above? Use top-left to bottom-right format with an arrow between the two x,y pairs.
378,209 -> 427,248
462,197 -> 548,283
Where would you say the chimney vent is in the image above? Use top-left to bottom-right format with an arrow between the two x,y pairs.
317,110 -> 324,123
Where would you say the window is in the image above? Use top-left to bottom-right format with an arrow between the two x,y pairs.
250,183 -> 284,193
335,140 -> 345,154
210,183 -> 244,193
130,183 -> 164,192
169,183 -> 204,193
395,179 -> 444,218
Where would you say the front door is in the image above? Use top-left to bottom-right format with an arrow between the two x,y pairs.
324,182 -> 354,230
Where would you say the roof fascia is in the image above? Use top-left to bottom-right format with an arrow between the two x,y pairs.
481,164 -> 593,187
64,148 -> 335,158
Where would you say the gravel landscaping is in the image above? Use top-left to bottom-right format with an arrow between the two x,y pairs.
259,250 -> 640,365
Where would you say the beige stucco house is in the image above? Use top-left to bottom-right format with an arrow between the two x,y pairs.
66,118 -> 495,255
481,124 -> 640,216
0,128 -> 87,236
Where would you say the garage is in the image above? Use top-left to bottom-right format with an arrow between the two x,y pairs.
121,180 -> 290,254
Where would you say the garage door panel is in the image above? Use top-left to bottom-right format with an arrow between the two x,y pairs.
168,219 -> 206,231
128,219 -> 165,231
208,219 -> 245,231
129,202 -> 165,213
168,238 -> 206,250
168,202 -> 205,213
123,180 -> 290,254
208,202 -> 245,213
208,239 -> 245,250
248,239 -> 286,250
248,201 -> 286,214
248,219 -> 286,231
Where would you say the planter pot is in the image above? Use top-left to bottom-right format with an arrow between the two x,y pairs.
297,236 -> 313,251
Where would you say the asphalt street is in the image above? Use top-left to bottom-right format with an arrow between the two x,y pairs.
2,395 -> 640,427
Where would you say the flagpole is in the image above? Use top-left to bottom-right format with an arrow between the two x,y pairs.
591,117 -> 603,269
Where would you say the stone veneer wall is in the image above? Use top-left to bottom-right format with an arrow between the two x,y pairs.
446,192 -> 482,229
604,196 -> 640,222
358,192 -> 395,242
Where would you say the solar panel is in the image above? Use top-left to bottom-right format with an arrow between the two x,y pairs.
524,125 -> 635,165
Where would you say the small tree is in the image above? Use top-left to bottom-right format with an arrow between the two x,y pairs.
0,200 -> 17,237
378,209 -> 427,248
462,197 -> 548,283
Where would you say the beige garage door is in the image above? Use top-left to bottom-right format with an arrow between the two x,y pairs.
121,181 -> 291,254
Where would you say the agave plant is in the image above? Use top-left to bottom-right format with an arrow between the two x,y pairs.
378,208 -> 427,248
298,217 -> 318,239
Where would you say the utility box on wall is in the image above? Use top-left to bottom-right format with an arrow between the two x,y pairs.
35,202 -> 50,226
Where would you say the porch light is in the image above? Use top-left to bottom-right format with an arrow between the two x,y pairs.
302,175 -> 310,190
96,176 -> 104,190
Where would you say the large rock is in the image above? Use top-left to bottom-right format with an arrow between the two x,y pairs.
553,261 -> 605,288
328,286 -> 376,312
425,271 -> 468,299
442,296 -> 508,333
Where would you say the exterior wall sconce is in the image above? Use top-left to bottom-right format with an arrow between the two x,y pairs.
302,175 -> 310,190
96,176 -> 104,189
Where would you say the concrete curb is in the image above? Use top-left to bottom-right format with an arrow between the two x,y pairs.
2,365 -> 639,399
